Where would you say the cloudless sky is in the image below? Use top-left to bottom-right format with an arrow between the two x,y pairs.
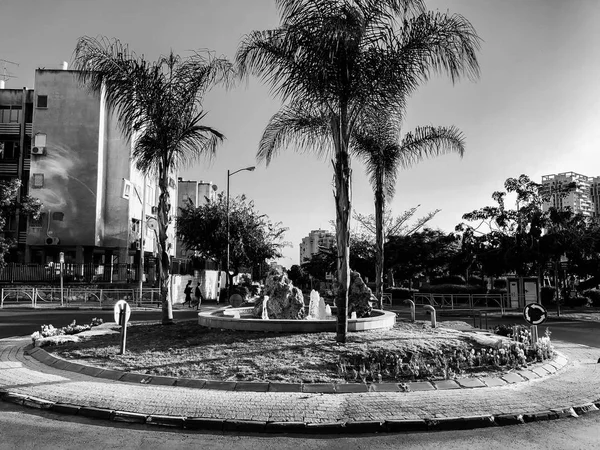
1,0 -> 599,267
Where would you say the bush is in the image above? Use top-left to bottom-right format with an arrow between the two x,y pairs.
540,286 -> 556,306
383,287 -> 416,300
567,295 -> 591,308
493,279 -> 507,289
430,275 -> 466,285
582,289 -> 600,307
419,284 -> 486,295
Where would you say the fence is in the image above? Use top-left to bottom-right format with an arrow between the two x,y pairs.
1,287 -> 162,309
413,292 -> 508,315
0,261 -> 192,284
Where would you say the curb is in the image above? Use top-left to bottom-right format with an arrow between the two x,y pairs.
1,389 -> 598,434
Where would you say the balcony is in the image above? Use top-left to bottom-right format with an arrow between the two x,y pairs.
0,123 -> 20,135
0,161 -> 18,176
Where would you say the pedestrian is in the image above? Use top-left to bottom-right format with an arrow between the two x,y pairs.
183,280 -> 192,307
194,282 -> 204,310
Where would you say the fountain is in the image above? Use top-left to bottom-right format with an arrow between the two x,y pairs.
198,268 -> 396,333
261,296 -> 269,320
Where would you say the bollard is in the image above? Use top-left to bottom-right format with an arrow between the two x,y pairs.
404,299 -> 416,322
423,305 -> 436,328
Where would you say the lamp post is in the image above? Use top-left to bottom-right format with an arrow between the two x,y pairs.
226,166 -> 255,302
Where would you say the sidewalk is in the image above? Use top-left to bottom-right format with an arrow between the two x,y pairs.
1,335 -> 599,433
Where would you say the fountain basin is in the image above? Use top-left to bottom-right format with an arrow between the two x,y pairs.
198,307 -> 396,333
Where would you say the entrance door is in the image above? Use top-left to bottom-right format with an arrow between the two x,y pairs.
509,281 -> 519,308
524,281 -> 538,304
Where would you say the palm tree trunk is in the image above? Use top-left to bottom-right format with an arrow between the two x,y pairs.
158,167 -> 174,325
333,118 -> 351,343
375,185 -> 385,310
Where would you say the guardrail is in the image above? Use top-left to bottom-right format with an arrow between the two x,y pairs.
413,292 -> 507,315
0,287 -> 162,309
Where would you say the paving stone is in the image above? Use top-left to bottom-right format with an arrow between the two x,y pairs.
234,382 -> 270,392
268,383 -> 303,392
433,380 -> 461,390
265,421 -> 307,433
366,383 -> 399,393
456,378 -> 486,389
223,419 -> 266,432
542,364 -> 557,374
51,403 -> 81,415
480,377 -> 507,387
406,381 -> 435,391
96,369 -> 124,380
532,367 -> 550,377
174,378 -> 206,389
185,417 -> 224,431
302,383 -> 335,394
336,384 -> 369,393
79,406 -> 114,420
501,373 -> 525,383
518,370 -> 540,381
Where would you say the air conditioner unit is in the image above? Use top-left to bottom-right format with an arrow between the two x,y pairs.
151,206 -> 158,214
45,237 -> 59,245
31,146 -> 46,156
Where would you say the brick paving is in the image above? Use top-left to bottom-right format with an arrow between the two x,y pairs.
0,336 -> 599,427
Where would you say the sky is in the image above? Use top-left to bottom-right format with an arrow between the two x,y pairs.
1,0 -> 599,267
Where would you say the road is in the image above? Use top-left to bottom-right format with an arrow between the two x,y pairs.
0,308 -> 202,339
1,401 -> 599,450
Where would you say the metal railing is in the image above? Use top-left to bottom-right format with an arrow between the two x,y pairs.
0,261 -> 192,283
1,287 -> 162,309
413,292 -> 507,315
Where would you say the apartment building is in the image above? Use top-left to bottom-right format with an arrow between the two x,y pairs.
541,172 -> 599,220
0,66 -> 176,271
299,229 -> 335,263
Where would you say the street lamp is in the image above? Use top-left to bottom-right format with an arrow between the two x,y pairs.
226,166 -> 255,302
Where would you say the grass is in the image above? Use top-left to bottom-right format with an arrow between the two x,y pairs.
41,318 -> 528,384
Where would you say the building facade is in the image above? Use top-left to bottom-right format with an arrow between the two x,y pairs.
299,229 -> 335,263
1,67 -> 177,277
541,172 -> 599,220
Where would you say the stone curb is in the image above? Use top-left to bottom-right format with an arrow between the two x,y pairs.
24,346 -> 570,395
1,389 -> 599,434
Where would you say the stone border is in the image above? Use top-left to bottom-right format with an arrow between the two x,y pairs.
24,345 -> 569,394
198,308 -> 397,333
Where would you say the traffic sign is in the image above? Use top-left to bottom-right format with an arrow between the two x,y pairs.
523,303 -> 548,325
113,300 -> 131,325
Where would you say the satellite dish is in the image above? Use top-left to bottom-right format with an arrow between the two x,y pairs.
146,218 -> 158,231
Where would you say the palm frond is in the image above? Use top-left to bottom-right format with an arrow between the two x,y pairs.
258,102 -> 332,165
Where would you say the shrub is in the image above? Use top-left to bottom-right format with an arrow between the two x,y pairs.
419,284 -> 486,295
540,286 -> 556,306
582,289 -> 600,307
31,319 -> 104,345
430,275 -> 466,285
383,287 -> 416,300
493,279 -> 507,289
567,295 -> 591,308
230,285 -> 249,299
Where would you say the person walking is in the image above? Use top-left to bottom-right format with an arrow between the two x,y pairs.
183,280 -> 192,308
194,282 -> 204,310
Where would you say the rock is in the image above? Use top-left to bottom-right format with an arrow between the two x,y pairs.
348,271 -> 374,318
252,268 -> 305,319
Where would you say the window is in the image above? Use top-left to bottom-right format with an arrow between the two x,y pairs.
32,173 -> 44,188
52,212 -> 64,221
36,95 -> 48,108
9,106 -> 21,123
122,179 -> 132,199
29,213 -> 45,229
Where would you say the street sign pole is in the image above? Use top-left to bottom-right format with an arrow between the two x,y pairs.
59,252 -> 64,307
119,306 -> 127,354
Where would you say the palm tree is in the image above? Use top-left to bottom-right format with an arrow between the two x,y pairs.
73,36 -> 233,324
237,0 -> 480,342
353,119 -> 465,309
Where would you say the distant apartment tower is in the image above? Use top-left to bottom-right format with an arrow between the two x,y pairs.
299,229 -> 335,263
175,178 -> 217,258
541,172 -> 599,219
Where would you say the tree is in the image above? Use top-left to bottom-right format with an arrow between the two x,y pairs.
386,228 -> 460,286
177,193 -> 288,284
73,37 -> 233,325
353,117 -> 465,308
353,205 -> 440,241
0,180 -> 41,267
237,0 -> 480,342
